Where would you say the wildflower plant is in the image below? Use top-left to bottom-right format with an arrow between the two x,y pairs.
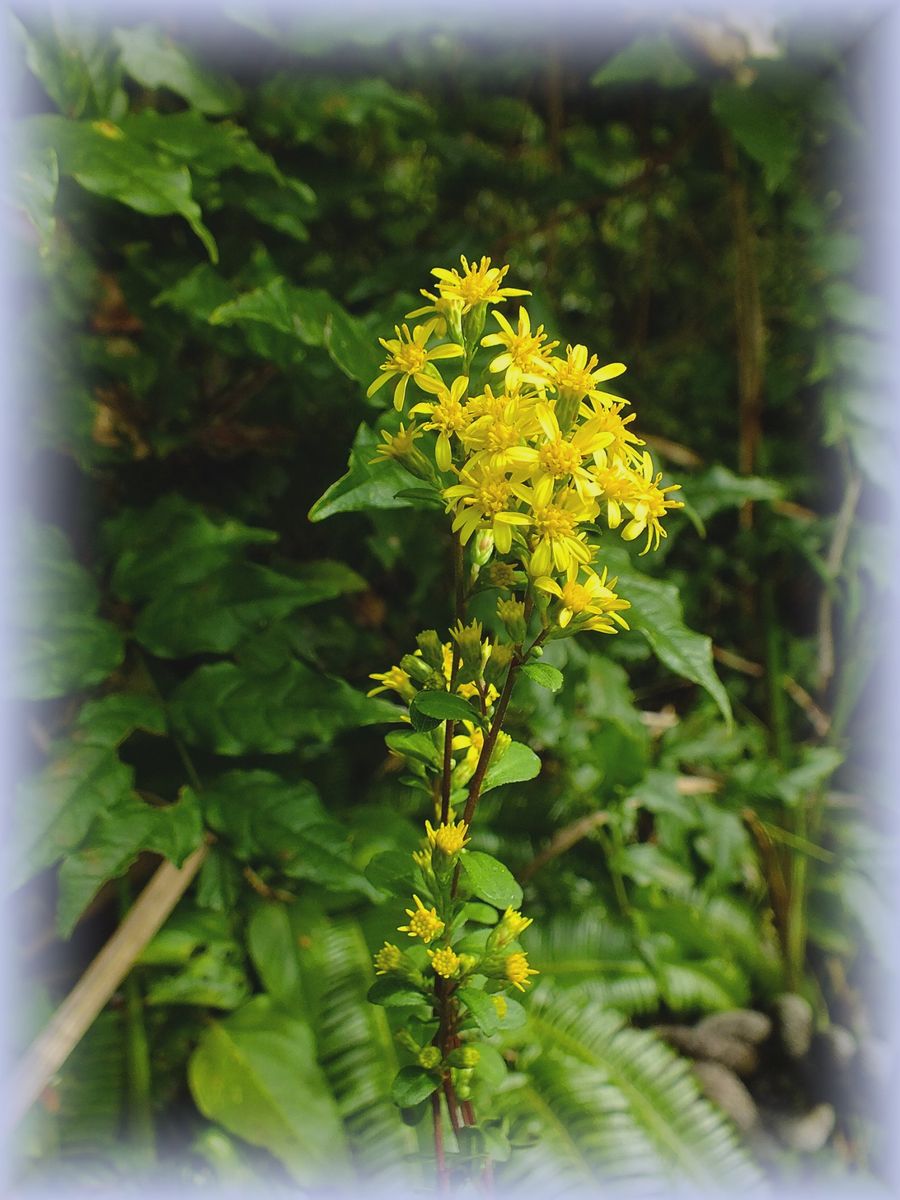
347,256 -> 683,1184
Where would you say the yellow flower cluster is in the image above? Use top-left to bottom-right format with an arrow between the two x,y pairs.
368,256 -> 683,641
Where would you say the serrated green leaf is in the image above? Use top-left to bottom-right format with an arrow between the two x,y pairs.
460,851 -> 523,909
103,494 -> 277,603
56,789 -> 203,936
188,996 -> 347,1183
308,423 -> 420,522
605,548 -> 731,726
712,82 -> 800,191
482,742 -> 542,793
26,114 -> 217,260
521,662 -> 564,692
114,25 -> 241,115
592,34 -> 696,88
170,658 -> 399,755
134,561 -> 362,657
13,518 -> 124,701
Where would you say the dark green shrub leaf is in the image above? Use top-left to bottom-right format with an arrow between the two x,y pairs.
457,986 -> 500,1035
482,742 -> 542,793
188,996 -> 347,1183
114,25 -> 242,115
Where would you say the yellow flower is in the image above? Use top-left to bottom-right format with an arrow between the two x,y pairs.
481,307 -> 558,389
431,255 -> 530,313
501,908 -> 533,938
443,459 -> 532,554
373,942 -> 403,975
367,322 -> 464,411
552,343 -> 627,403
425,819 -> 470,856
491,994 -> 508,1019
521,402 -> 615,496
428,946 -> 462,978
367,665 -> 415,701
409,374 -> 470,471
590,459 -> 639,529
580,400 -> 645,466
460,392 -> 541,471
369,421 -> 424,464
535,564 -> 631,632
406,288 -> 464,337
504,951 -> 539,992
451,721 -> 485,771
621,451 -> 684,555
399,895 -> 445,944
511,477 -> 596,576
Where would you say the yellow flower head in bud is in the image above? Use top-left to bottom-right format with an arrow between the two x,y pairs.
428,946 -> 462,979
487,561 -> 519,590
418,1045 -> 442,1070
399,895 -> 445,944
367,665 -> 415,701
431,255 -> 530,313
451,617 -> 485,675
491,994 -> 508,1019
374,942 -> 403,975
459,1046 -> 481,1068
425,819 -> 470,857
500,907 -> 533,939
504,951 -> 539,992
497,597 -> 526,644
406,289 -> 465,338
370,422 -> 423,465
412,847 -> 432,872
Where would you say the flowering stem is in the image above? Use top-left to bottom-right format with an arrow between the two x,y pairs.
441,536 -> 467,823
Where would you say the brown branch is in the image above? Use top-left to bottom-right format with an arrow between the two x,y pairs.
8,842 -> 208,1130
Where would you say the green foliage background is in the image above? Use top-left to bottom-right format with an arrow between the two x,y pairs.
8,7 -> 894,1193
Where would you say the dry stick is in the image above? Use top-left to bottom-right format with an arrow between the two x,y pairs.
816,468 -> 863,691
8,842 -> 208,1130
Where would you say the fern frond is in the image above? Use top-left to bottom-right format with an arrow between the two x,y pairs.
499,989 -> 762,1194
299,917 -> 418,1182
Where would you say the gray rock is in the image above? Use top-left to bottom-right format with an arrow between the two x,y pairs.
654,1024 -> 758,1076
819,1024 -> 857,1071
693,1061 -> 759,1132
774,993 -> 814,1059
696,1009 -> 772,1046
775,1102 -> 836,1153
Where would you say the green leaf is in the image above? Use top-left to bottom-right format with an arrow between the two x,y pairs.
521,662 -> 564,692
390,1066 -> 438,1107
56,788 -> 203,936
712,82 -> 800,191
592,35 -> 696,88
246,904 -> 303,1006
74,693 -> 167,745
308,423 -> 420,522
384,729 -> 442,768
103,494 -> 277,603
365,850 -> 416,897
367,978 -> 429,1009
410,690 -> 484,726
27,114 -> 217,260
14,144 -> 58,256
687,465 -> 782,523
460,851 -> 523,909
482,742 -> 542,793
134,560 -> 363,657
201,770 -> 374,895
170,658 -> 399,756
114,25 -> 242,115
188,996 -> 347,1183
12,518 -> 124,701
457,986 -> 500,1036
605,548 -> 731,726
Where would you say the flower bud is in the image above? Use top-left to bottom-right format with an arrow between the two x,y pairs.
418,1046 -> 442,1070
416,629 -> 444,671
451,618 -> 484,685
484,641 -> 514,688
497,598 -> 527,644
472,529 -> 494,567
400,653 -> 435,685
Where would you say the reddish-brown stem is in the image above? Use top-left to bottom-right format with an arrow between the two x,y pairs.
441,646 -> 461,824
